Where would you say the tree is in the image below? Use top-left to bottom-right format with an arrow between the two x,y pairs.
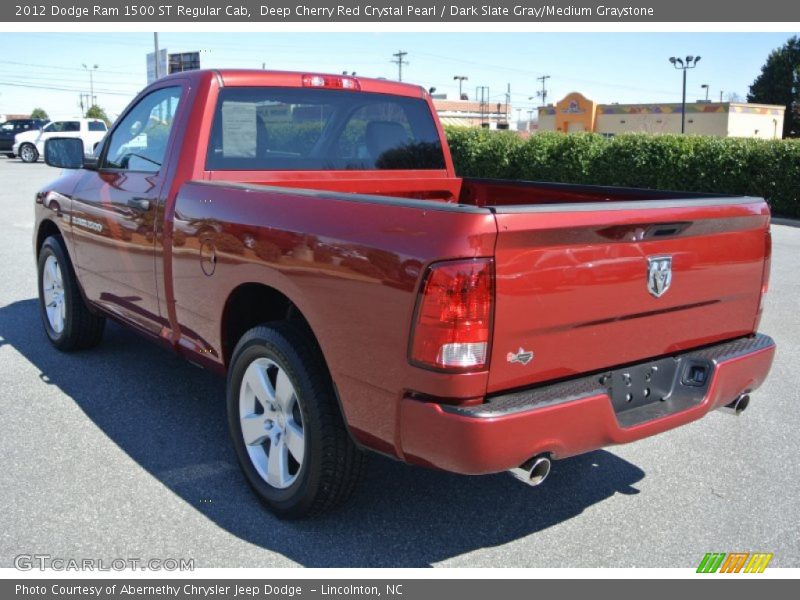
30,107 -> 48,120
748,36 -> 800,137
85,104 -> 110,126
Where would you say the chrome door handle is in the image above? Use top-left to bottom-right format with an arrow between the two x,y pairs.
128,197 -> 151,211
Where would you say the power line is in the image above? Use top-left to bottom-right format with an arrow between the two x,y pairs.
0,81 -> 135,97
0,71 -> 142,87
0,60 -> 140,77
391,50 -> 408,82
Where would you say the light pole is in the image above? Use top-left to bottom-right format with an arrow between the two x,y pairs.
453,75 -> 468,99
669,55 -> 701,134
701,83 -> 709,101
82,63 -> 99,108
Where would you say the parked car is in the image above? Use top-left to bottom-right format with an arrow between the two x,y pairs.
0,118 -> 48,157
14,118 -> 107,163
36,70 -> 775,518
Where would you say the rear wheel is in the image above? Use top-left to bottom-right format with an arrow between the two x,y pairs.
227,322 -> 366,518
37,236 -> 105,351
19,143 -> 38,163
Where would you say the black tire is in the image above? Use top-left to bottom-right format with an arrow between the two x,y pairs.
37,236 -> 105,351
19,143 -> 38,163
227,322 -> 366,518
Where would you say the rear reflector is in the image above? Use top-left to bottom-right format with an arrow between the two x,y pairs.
301,74 -> 360,90
409,258 -> 494,371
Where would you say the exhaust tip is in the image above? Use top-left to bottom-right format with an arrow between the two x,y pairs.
721,393 -> 750,416
509,455 -> 551,487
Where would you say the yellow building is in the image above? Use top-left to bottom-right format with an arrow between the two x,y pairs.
538,92 -> 785,139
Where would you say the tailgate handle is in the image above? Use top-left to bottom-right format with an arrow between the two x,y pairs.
645,222 -> 689,238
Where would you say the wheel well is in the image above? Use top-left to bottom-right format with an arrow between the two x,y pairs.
36,219 -> 62,257
221,283 -> 317,367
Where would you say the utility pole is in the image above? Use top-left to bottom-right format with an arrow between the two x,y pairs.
453,75 -> 468,99
154,32 -> 161,79
475,86 -> 489,127
391,50 -> 408,82
505,83 -> 511,124
536,75 -> 551,106
82,64 -> 98,109
720,90 -> 724,102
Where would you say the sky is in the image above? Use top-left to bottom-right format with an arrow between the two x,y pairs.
0,32 -> 793,121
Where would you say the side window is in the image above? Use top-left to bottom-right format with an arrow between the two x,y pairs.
103,86 -> 182,172
45,121 -> 79,133
88,121 -> 107,132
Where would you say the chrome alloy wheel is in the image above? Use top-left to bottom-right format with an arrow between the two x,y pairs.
239,358 -> 306,489
42,254 -> 66,334
20,144 -> 37,162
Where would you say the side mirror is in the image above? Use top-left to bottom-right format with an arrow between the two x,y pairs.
44,137 -> 86,169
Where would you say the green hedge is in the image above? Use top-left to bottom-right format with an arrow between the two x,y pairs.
444,127 -> 800,218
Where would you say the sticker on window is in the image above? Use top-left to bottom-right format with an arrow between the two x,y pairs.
221,101 -> 257,158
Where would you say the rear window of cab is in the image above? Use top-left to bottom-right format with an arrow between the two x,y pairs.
206,87 -> 446,171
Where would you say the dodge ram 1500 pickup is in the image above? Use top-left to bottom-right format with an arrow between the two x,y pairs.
36,69 -> 776,518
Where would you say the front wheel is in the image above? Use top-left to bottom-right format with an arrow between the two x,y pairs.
227,322 -> 366,518
37,236 -> 105,351
19,143 -> 38,163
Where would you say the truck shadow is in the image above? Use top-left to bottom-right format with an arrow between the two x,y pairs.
1,298 -> 645,568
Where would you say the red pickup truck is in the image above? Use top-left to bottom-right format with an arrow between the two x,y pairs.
36,70 -> 775,518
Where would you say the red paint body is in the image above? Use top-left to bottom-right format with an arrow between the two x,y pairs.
34,70 -> 776,474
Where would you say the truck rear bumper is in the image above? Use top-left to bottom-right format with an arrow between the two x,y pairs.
398,334 -> 775,475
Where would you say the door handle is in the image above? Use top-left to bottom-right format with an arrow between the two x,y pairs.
127,197 -> 151,211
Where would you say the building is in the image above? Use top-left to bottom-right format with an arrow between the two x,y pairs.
538,92 -> 785,139
0,114 -> 31,122
432,97 -> 511,129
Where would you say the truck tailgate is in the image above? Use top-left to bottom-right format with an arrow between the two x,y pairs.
488,197 -> 770,393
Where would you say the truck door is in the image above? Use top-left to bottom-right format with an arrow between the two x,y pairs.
71,84 -> 184,336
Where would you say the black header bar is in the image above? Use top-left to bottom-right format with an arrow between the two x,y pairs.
2,1 -> 799,22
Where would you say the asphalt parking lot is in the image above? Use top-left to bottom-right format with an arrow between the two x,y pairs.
1,156 -> 798,569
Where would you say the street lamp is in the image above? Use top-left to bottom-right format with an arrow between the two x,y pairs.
701,84 -> 710,102
453,75 -> 468,99
669,55 -> 701,134
82,63 -> 99,108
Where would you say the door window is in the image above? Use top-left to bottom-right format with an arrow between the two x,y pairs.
45,121 -> 80,133
103,86 -> 182,173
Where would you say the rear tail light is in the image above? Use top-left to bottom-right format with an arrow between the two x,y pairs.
301,74 -> 360,90
409,258 -> 494,371
757,229 -> 772,319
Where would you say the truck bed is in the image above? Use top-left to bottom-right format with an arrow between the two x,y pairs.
172,177 -> 770,400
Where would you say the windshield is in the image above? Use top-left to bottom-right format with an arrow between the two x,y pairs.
206,87 -> 446,171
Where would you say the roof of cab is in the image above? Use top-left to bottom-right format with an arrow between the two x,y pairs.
156,68 -> 427,99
